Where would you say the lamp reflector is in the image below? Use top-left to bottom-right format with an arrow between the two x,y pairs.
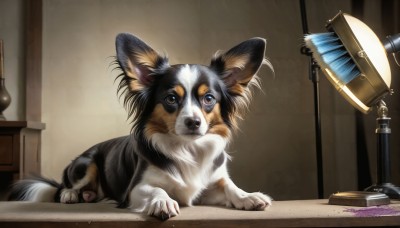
305,12 -> 392,113
344,14 -> 391,88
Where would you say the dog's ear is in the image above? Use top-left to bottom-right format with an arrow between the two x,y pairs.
210,38 -> 267,94
116,33 -> 169,91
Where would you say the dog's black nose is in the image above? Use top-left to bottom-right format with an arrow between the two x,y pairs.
184,117 -> 201,130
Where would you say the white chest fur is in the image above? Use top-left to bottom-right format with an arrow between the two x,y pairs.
146,133 -> 228,205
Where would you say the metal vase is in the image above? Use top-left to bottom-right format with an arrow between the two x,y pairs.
0,78 -> 11,120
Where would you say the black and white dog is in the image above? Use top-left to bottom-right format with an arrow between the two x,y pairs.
9,34 -> 273,220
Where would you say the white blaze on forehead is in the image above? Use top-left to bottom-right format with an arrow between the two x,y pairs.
175,65 -> 208,135
177,65 -> 199,93
177,65 -> 199,117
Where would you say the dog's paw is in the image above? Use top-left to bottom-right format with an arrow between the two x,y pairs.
147,197 -> 180,220
230,192 -> 272,211
60,189 -> 79,204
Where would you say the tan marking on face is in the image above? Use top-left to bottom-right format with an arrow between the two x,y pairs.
197,84 -> 209,97
204,103 -> 231,138
144,104 -> 177,139
174,85 -> 185,98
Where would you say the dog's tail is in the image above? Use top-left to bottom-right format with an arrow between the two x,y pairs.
8,176 -> 62,202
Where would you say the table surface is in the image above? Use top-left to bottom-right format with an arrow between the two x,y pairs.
1,199 -> 400,227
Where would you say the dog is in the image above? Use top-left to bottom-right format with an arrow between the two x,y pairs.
8,33 -> 273,220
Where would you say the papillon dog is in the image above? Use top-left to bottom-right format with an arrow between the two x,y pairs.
8,33 -> 273,220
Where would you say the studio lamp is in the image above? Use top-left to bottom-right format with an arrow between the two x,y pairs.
304,11 -> 400,206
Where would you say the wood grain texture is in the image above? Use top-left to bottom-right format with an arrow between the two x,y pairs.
0,200 -> 399,227
25,0 -> 43,121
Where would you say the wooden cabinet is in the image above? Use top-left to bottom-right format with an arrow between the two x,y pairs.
0,121 -> 45,180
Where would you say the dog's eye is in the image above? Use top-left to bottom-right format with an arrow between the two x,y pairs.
203,94 -> 216,106
165,95 -> 178,105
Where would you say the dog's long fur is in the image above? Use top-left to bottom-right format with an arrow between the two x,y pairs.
8,34 -> 272,220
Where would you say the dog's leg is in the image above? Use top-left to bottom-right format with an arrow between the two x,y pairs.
223,178 -> 272,210
129,184 -> 180,220
60,160 -> 98,204
200,176 -> 272,210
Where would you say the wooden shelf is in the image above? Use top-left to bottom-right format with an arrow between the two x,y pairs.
0,120 -> 45,129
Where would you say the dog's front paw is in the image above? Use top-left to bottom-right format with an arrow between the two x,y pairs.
147,197 -> 180,220
231,192 -> 272,211
60,189 -> 79,204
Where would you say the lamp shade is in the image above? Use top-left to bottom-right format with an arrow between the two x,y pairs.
315,12 -> 392,113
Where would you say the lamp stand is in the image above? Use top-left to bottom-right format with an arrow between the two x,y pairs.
364,101 -> 400,199
328,101 -> 396,206
299,0 -> 324,199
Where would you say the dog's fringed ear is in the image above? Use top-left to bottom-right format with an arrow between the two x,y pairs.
210,38 -> 268,95
116,33 -> 169,91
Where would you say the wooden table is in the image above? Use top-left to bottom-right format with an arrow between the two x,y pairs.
0,200 -> 399,227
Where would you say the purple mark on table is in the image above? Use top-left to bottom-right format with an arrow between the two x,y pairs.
344,206 -> 400,217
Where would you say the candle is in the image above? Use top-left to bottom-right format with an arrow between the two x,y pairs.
0,39 -> 3,78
